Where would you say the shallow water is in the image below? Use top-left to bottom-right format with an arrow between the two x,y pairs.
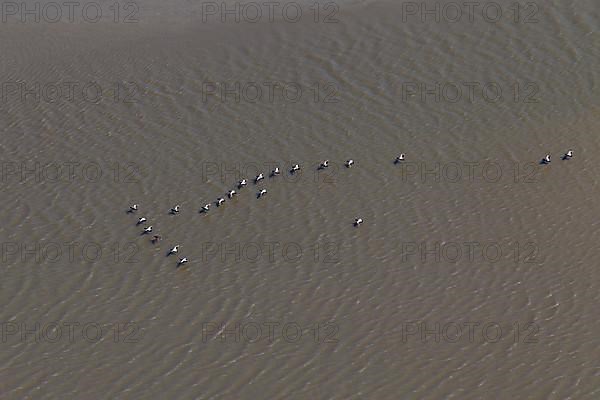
1,0 -> 599,398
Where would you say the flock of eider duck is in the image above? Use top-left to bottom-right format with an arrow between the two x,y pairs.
126,150 -> 573,267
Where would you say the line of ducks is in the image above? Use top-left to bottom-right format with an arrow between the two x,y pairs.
125,158 -> 394,266
128,205 -> 187,265
194,159 -> 375,215
127,150 -> 568,266
542,150 -> 573,164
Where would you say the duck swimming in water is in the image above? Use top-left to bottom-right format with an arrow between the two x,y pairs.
170,205 -> 180,214
257,189 -> 267,198
177,257 -> 188,266
354,218 -> 363,227
562,150 -> 573,160
394,154 -> 405,164
238,179 -> 247,188
318,160 -> 329,170
345,159 -> 354,168
137,217 -> 147,225
290,164 -> 300,173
